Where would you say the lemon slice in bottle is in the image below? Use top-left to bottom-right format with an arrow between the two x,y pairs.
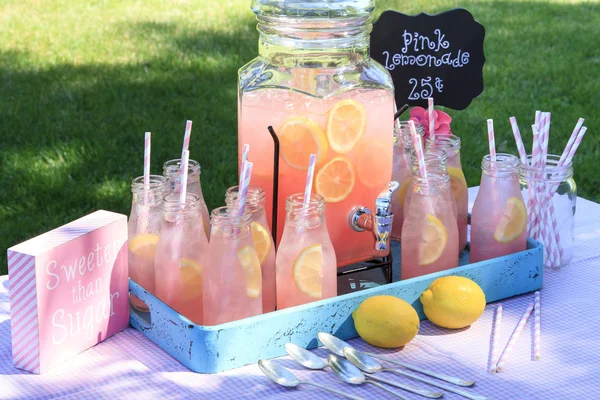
292,244 -> 323,299
179,259 -> 203,302
237,245 -> 262,298
251,221 -> 272,264
494,197 -> 527,243
128,234 -> 160,261
420,214 -> 448,266
447,166 -> 468,199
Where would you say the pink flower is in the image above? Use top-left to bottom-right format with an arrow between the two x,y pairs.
409,106 -> 452,139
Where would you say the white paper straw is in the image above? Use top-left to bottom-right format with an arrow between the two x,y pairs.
496,303 -> 534,372
487,119 -> 496,162
428,98 -> 435,140
144,132 -> 151,186
489,304 -> 503,373
303,154 -> 316,209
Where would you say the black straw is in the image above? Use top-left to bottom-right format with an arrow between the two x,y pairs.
394,104 -> 410,121
267,126 -> 279,244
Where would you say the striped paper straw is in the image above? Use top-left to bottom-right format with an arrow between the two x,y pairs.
496,303 -> 534,372
487,119 -> 496,162
535,110 -> 541,126
409,120 -> 427,178
428,98 -> 435,140
182,120 -> 193,152
562,126 -> 587,167
528,124 -> 542,239
489,304 -> 503,373
558,118 -> 585,165
237,161 -> 253,216
144,132 -> 151,186
303,154 -> 317,209
179,150 -> 190,205
534,291 -> 541,360
538,113 -> 557,266
509,117 -> 528,165
242,143 -> 250,165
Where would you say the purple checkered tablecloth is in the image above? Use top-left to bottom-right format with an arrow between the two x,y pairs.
2,187 -> 600,399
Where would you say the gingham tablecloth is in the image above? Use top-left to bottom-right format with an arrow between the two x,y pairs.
2,187 -> 600,400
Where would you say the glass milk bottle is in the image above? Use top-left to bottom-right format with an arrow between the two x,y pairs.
276,193 -> 337,309
163,158 -> 210,238
471,154 -> 527,263
128,175 -> 170,311
225,185 -> 276,313
519,154 -> 576,269
401,172 -> 459,280
404,149 -> 458,225
391,121 -> 424,240
238,0 -> 395,266
426,135 -> 469,252
203,207 -> 263,325
154,193 -> 208,325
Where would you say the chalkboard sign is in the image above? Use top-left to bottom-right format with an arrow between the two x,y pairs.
371,9 -> 486,110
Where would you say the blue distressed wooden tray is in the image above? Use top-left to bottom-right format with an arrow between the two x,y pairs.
129,238 -> 543,374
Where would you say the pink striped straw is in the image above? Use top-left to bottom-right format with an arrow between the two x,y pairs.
563,126 -> 587,166
303,154 -> 317,209
182,120 -> 193,152
428,98 -> 435,140
534,291 -> 541,360
528,124 -> 542,239
509,117 -> 528,165
144,132 -> 151,186
558,119 -> 585,166
489,304 -> 503,373
487,119 -> 496,162
242,144 -> 250,165
409,120 -> 427,178
237,161 -> 253,216
179,150 -> 190,205
496,303 -> 534,372
535,110 -> 541,126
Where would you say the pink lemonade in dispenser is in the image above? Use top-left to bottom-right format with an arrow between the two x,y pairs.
239,0 -> 396,266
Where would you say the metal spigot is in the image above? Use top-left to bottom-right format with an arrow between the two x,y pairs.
350,181 -> 400,251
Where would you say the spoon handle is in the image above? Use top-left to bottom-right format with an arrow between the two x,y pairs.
365,380 -> 410,400
365,373 -> 444,399
301,380 -> 365,400
366,352 -> 475,387
383,369 -> 490,400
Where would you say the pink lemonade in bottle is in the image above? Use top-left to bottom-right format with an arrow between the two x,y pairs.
128,175 -> 170,311
238,0 -> 395,266
163,158 -> 210,238
470,154 -> 527,262
154,193 -> 208,324
225,186 -> 276,313
203,207 -> 263,325
276,193 -> 337,309
426,135 -> 469,252
401,173 -> 459,280
391,121 -> 424,241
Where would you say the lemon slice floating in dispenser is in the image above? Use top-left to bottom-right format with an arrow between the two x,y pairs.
128,234 -> 160,261
326,99 -> 367,154
420,214 -> 448,266
315,157 -> 355,203
279,117 -> 328,170
251,221 -> 272,264
396,178 -> 411,207
292,244 -> 324,299
494,197 -> 527,243
237,245 -> 262,298
179,259 -> 203,302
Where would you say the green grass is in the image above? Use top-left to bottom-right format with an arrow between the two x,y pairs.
1,0 -> 598,274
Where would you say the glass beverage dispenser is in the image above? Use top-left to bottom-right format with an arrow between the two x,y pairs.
238,0 -> 395,266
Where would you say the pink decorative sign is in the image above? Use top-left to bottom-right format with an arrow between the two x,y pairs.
6,210 -> 129,374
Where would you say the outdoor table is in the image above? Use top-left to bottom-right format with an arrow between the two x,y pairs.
2,187 -> 599,399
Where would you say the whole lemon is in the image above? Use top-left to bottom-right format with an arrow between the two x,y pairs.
352,295 -> 420,348
420,276 -> 486,329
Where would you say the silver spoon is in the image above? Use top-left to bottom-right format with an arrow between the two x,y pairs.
258,359 -> 365,400
328,354 -> 410,400
318,332 -> 474,387
286,343 -> 443,398
344,348 -> 490,400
